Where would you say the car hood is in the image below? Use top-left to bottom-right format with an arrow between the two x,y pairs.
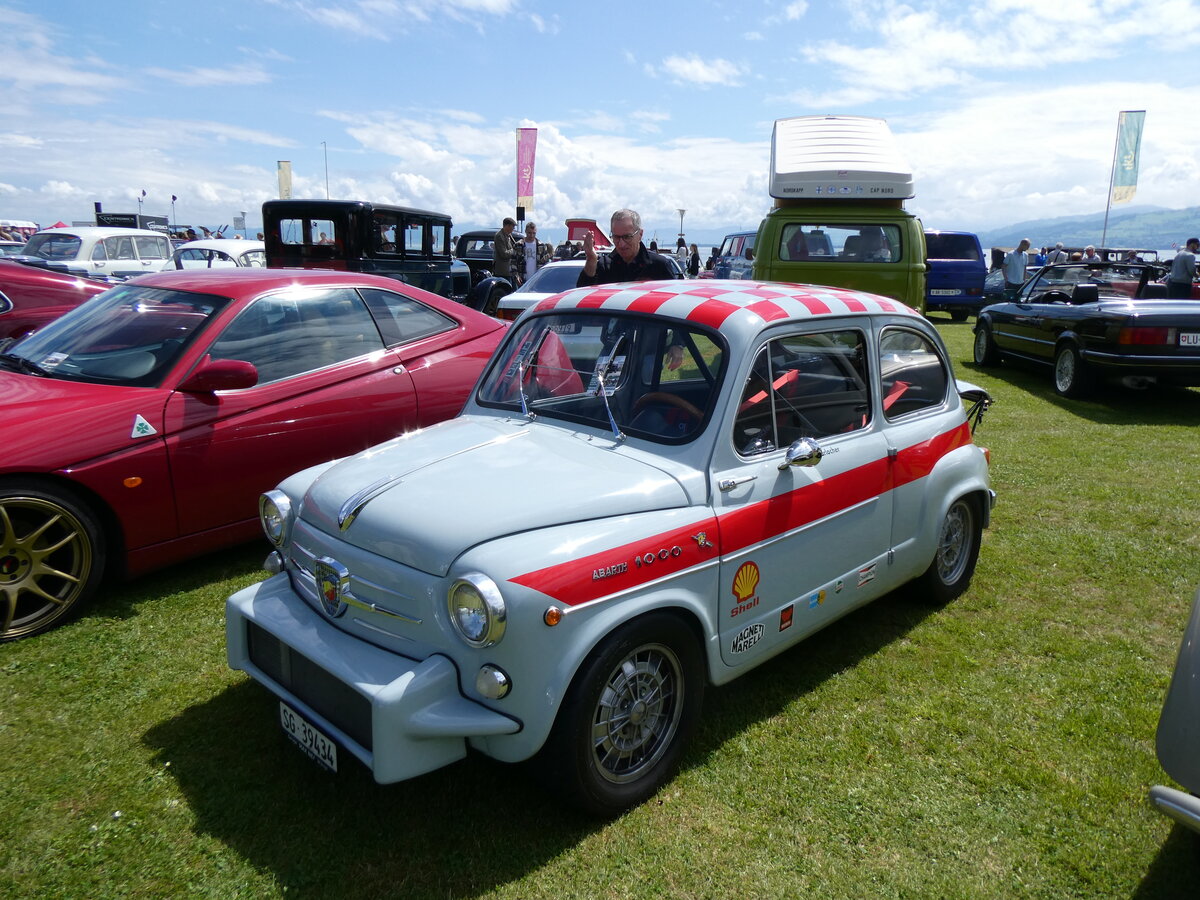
299,415 -> 690,576
0,370 -> 165,469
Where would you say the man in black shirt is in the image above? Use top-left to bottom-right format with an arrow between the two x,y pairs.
577,208 -> 676,286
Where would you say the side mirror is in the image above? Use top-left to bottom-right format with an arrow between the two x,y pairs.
778,436 -> 823,471
178,356 -> 258,393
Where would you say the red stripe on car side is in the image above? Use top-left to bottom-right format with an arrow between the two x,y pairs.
508,518 -> 721,606
508,423 -> 973,605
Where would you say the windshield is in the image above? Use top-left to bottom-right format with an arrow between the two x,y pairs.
519,263 -> 583,295
1022,263 -> 1156,300
477,311 -> 726,444
2,284 -> 230,386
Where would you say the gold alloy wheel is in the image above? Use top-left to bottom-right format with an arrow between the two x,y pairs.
0,493 -> 97,640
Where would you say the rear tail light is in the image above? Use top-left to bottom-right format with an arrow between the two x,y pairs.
1118,326 -> 1174,345
496,308 -> 520,321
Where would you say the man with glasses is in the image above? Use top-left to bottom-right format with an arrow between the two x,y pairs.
577,208 -> 675,286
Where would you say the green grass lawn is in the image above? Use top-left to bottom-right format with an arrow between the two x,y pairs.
3,319 -> 1199,899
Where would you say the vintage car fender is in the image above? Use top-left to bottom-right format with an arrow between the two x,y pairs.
1152,586 -> 1200,834
467,275 -> 513,314
449,506 -> 723,763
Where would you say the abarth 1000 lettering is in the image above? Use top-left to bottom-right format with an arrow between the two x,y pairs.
227,278 -> 995,815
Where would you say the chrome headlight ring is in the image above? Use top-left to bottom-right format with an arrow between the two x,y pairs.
259,490 -> 294,549
447,573 -> 507,648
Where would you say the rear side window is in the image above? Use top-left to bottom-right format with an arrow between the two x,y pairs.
359,288 -> 456,346
925,233 -> 981,261
134,236 -> 169,260
879,328 -> 949,419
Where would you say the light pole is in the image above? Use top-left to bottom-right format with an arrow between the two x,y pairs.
138,190 -> 146,217
322,141 -> 330,199
677,208 -> 686,240
171,195 -> 177,233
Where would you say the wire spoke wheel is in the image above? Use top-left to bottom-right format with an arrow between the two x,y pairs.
934,499 -> 972,585
590,643 -> 683,784
0,490 -> 101,641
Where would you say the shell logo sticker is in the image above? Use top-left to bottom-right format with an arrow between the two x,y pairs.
731,561 -> 760,617
131,414 -> 157,439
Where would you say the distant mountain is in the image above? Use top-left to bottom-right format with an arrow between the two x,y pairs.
978,205 -> 1198,252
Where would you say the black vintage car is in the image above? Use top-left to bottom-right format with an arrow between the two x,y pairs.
972,261 -> 1200,397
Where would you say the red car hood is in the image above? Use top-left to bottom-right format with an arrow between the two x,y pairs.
0,370 -> 166,470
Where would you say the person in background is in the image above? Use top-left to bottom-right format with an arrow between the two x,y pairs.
1046,242 -> 1068,264
577,208 -> 675,286
705,247 -> 718,270
674,237 -> 689,271
687,243 -> 701,277
492,217 -> 519,284
520,222 -> 547,283
1003,238 -> 1031,300
1080,245 -> 1102,265
1034,246 -> 1048,266
1167,237 -> 1199,298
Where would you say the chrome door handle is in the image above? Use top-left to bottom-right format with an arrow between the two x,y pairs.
719,475 -> 757,492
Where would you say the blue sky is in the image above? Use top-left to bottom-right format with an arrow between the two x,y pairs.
1,0 -> 1197,245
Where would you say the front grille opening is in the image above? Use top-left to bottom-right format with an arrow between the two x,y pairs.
247,622 -> 373,750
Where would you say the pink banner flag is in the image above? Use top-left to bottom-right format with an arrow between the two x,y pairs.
516,128 -> 537,211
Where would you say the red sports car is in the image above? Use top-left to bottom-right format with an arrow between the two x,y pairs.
0,259 -> 111,341
0,268 -> 506,640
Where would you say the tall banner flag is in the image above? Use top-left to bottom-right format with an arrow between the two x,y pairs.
277,160 -> 293,199
516,128 -> 537,216
1110,110 -> 1145,204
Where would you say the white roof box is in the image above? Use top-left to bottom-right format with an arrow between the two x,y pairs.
769,115 -> 914,201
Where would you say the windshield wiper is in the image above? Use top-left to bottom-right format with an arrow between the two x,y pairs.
516,329 -> 551,418
593,334 -> 626,441
0,352 -> 52,377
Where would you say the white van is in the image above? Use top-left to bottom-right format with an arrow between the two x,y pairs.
20,227 -> 172,279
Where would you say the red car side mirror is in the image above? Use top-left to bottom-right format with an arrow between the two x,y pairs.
178,357 -> 259,393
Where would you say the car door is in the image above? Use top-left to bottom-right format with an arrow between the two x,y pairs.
162,287 -> 418,536
711,323 -> 893,667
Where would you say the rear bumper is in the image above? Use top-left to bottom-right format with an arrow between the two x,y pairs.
1150,785 -> 1200,834
226,572 -> 520,783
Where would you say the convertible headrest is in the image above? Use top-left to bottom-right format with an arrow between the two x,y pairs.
1071,283 -> 1099,304
1141,282 -> 1168,298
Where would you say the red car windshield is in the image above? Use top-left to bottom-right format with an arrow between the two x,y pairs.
2,284 -> 230,387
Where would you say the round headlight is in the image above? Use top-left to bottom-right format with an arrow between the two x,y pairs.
259,490 -> 293,548
447,573 -> 506,647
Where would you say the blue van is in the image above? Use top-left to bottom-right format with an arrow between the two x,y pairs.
713,230 -> 757,279
924,230 -> 986,320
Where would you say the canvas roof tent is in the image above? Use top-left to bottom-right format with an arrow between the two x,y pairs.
769,116 -> 914,201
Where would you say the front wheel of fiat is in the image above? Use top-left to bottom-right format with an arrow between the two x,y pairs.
0,482 -> 106,641
544,613 -> 703,817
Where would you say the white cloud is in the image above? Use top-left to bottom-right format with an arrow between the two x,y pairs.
659,55 -> 746,87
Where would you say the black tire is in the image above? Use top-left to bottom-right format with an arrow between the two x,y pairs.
0,481 -> 106,641
950,310 -> 969,322
544,613 -> 703,816
1053,343 -> 1092,398
972,322 -> 1001,367
916,495 -> 981,605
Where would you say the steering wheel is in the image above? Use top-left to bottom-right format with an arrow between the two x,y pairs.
633,391 -> 703,421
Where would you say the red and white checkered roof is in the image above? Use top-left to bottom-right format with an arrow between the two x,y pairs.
531,278 -> 920,333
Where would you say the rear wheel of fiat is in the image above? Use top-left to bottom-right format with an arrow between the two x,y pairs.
916,495 -> 982,605
545,613 -> 703,816
0,483 -> 105,641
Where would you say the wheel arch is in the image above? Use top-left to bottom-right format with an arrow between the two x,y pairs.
0,472 -> 123,580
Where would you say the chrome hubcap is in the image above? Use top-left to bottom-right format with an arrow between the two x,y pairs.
591,644 -> 683,784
